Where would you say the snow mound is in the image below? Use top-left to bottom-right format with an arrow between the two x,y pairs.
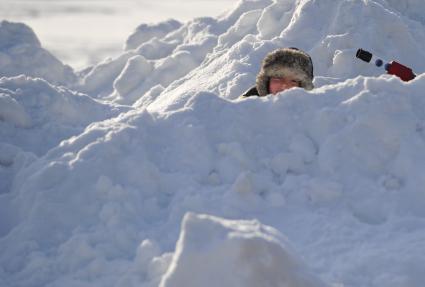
2,74 -> 425,286
79,0 -> 269,104
0,75 -> 129,156
148,0 -> 425,111
125,19 -> 183,51
1,0 -> 425,287
0,75 -> 130,195
0,20 -> 40,49
160,213 -> 325,287
0,21 -> 76,85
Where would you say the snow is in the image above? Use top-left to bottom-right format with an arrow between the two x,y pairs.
159,213 -> 325,287
0,75 -> 130,157
125,20 -> 183,51
0,0 -> 240,70
1,0 -> 425,287
0,21 -> 76,85
79,1 -> 269,103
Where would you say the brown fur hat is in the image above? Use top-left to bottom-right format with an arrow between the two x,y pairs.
256,48 -> 314,96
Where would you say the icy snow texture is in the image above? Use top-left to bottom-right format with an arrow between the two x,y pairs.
1,0 -> 425,287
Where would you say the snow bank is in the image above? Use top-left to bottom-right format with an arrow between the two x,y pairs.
2,74 -> 425,286
1,0 -> 425,287
0,21 -> 76,86
0,75 -> 130,195
160,213 -> 325,287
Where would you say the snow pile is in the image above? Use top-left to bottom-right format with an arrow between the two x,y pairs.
0,21 -> 76,85
1,0 -> 425,287
2,74 -> 425,287
125,20 -> 183,51
79,0 -> 268,104
0,76 -> 129,156
0,75 -> 129,194
160,213 -> 325,287
148,0 -> 425,111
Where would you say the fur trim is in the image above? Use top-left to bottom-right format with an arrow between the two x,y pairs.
256,48 -> 314,96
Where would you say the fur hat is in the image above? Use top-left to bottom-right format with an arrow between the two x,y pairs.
256,48 -> 314,96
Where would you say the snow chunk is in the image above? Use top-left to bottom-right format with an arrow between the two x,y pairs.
0,21 -> 76,85
218,9 -> 262,49
79,51 -> 137,96
0,20 -> 40,49
257,0 -> 296,39
0,76 -> 130,156
125,19 -> 182,51
289,134 -> 317,164
112,55 -> 153,103
160,213 -> 326,287
110,50 -> 199,105
136,37 -> 178,60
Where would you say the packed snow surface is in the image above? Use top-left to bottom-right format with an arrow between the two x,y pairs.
1,0 -> 425,287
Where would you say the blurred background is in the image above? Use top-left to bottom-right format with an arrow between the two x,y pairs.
0,0 -> 239,70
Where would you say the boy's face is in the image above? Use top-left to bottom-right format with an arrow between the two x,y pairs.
268,76 -> 300,95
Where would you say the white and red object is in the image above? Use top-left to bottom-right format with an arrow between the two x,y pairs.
356,48 -> 416,82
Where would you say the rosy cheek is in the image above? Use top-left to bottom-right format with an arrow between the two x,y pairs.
269,83 -> 279,93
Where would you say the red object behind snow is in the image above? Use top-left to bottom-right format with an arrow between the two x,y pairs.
386,61 -> 416,82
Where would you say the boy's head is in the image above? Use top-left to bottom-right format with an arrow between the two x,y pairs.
256,47 -> 314,96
